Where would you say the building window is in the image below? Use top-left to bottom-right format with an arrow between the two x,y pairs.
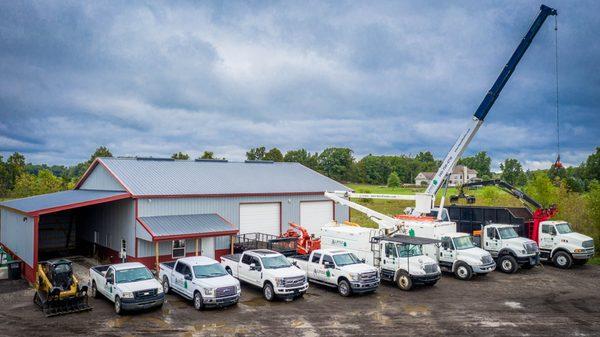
172,240 -> 186,258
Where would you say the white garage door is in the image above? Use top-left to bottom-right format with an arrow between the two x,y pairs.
300,201 -> 334,236
239,203 -> 280,236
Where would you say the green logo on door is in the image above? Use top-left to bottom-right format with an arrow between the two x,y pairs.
325,270 -> 331,278
184,281 -> 188,289
409,228 -> 415,237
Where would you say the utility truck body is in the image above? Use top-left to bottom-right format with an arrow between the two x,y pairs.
220,249 -> 308,301
319,225 -> 441,291
288,248 -> 379,296
159,256 -> 240,310
89,262 -> 164,314
474,224 -> 540,273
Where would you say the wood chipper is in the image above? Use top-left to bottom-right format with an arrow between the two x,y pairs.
33,259 -> 92,317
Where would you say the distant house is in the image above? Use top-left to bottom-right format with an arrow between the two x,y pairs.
415,165 -> 478,186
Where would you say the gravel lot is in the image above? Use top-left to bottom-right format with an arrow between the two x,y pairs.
0,258 -> 598,337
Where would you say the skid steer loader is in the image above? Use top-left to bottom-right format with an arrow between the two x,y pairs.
33,259 -> 92,317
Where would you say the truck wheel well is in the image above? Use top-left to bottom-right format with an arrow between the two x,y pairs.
551,248 -> 571,257
338,276 -> 349,285
499,249 -> 516,257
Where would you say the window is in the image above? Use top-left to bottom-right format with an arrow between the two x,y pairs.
322,255 -> 334,266
175,262 -> 186,274
241,254 -> 253,265
441,237 -> 454,250
542,225 -> 552,234
486,227 -> 495,239
311,253 -> 322,263
116,267 -> 153,283
172,240 -> 186,258
105,268 -> 114,282
385,243 -> 397,258
182,265 -> 192,278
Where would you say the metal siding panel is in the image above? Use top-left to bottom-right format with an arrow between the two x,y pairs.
138,214 -> 235,237
79,164 -> 126,191
0,208 -> 34,265
78,199 -> 135,255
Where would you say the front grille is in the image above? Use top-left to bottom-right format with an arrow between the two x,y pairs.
481,255 -> 494,265
360,271 -> 378,282
216,286 -> 236,298
424,264 -> 439,274
283,276 -> 306,288
525,242 -> 539,254
134,288 -> 157,299
582,240 -> 594,248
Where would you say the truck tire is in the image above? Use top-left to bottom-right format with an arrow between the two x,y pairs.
338,279 -> 352,297
573,259 -> 588,266
162,277 -> 171,294
454,262 -> 473,280
114,296 -> 123,315
193,291 -> 204,310
552,251 -> 573,269
91,281 -> 99,298
263,282 -> 275,301
396,271 -> 413,291
498,255 -> 518,274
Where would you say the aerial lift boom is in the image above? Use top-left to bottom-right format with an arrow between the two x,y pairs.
325,191 -> 403,231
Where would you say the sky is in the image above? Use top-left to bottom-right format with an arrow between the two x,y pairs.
0,1 -> 598,171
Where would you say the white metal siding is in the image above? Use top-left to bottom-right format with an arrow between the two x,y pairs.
239,203 -> 280,235
77,199 -> 135,256
79,164 -> 126,191
300,201 -> 334,236
0,208 -> 34,266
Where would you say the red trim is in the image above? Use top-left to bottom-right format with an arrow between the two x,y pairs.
0,243 -> 36,283
152,230 -> 238,241
239,202 -> 282,235
134,199 -> 139,258
74,158 -> 133,194
33,216 -> 39,274
133,191 -> 327,199
28,193 -> 131,216
136,217 -> 157,237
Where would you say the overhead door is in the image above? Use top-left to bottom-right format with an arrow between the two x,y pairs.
300,201 -> 334,236
239,203 -> 280,236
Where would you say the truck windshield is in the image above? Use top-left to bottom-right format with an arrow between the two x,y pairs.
498,227 -> 519,239
261,255 -> 291,269
396,244 -> 423,257
453,236 -> 475,250
116,267 -> 153,284
193,263 -> 228,278
555,223 -> 574,234
332,253 -> 361,266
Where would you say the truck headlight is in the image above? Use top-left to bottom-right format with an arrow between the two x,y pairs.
274,277 -> 285,287
204,288 -> 215,296
122,291 -> 134,299
349,273 -> 360,281
236,283 -> 241,292
157,286 -> 164,294
574,248 -> 584,253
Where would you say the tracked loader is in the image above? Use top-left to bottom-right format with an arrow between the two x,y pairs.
33,259 -> 92,317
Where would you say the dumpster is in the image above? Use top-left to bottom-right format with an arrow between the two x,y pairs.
7,261 -> 21,280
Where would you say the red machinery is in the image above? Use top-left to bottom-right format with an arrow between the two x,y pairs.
282,222 -> 321,255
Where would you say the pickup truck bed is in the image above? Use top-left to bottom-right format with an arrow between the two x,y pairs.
160,261 -> 176,270
91,265 -> 110,276
221,254 -> 241,263
289,254 -> 310,261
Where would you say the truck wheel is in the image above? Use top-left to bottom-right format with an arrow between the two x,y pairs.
498,255 -> 518,273
338,279 -> 352,297
454,262 -> 473,280
162,277 -> 170,294
114,296 -> 123,315
91,281 -> 99,298
193,291 -> 204,310
553,251 -> 573,269
396,271 -> 413,291
263,283 -> 275,301
573,259 -> 588,266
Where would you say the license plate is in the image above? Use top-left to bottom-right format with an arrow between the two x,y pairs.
144,292 -> 150,295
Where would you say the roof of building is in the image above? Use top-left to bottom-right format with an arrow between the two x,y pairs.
78,157 -> 349,196
0,190 -> 130,215
137,213 -> 238,240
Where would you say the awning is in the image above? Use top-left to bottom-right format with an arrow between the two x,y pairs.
136,213 -> 238,241
0,190 -> 131,216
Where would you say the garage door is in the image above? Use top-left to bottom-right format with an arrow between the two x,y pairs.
239,203 -> 280,235
300,201 -> 334,236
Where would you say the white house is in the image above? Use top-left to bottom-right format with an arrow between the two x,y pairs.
415,165 -> 478,186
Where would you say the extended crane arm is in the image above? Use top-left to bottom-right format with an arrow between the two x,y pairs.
423,5 -> 558,198
325,191 -> 400,230
457,179 -> 543,210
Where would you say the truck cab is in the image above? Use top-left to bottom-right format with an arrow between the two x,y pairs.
159,256 -> 241,310
538,221 -> 595,268
475,223 -> 539,273
435,232 -> 496,280
289,249 -> 379,296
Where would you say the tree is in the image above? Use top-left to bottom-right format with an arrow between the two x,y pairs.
199,151 -> 214,159
87,146 -> 112,165
582,147 -> 600,182
524,172 -> 558,208
387,172 -> 400,187
264,148 -> 284,162
5,152 -> 25,192
283,149 -> 319,170
318,148 -> 354,181
10,169 -> 64,198
246,147 -> 266,160
0,156 -> 8,196
458,151 -> 492,179
171,152 -> 190,160
500,158 -> 527,186
584,181 -> 600,244
479,186 -> 501,205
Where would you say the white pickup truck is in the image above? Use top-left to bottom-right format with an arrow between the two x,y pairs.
288,249 -> 379,297
221,249 -> 308,301
159,256 -> 241,310
89,262 -> 164,314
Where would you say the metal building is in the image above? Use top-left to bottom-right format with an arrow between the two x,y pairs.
0,157 -> 350,282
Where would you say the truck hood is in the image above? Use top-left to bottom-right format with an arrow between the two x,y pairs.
505,237 -> 536,245
560,232 -> 593,242
194,275 -> 238,289
117,278 -> 162,292
457,247 -> 490,262
265,266 -> 306,278
339,263 -> 377,274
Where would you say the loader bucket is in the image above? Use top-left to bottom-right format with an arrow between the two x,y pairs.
34,291 -> 92,317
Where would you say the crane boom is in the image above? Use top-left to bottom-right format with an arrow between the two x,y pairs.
424,5 -> 558,198
325,191 -> 401,230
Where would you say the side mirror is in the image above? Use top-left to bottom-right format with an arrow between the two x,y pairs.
361,258 -> 366,263
107,276 -> 114,284
324,261 -> 334,269
249,263 -> 256,271
185,274 -> 193,281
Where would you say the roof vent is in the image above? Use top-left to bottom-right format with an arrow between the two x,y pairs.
136,157 -> 175,161
244,160 -> 274,164
195,159 -> 228,163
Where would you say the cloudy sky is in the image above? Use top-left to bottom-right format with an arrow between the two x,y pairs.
1,1 -> 598,170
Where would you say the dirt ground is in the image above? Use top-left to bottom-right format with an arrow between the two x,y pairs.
0,258 -> 598,337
